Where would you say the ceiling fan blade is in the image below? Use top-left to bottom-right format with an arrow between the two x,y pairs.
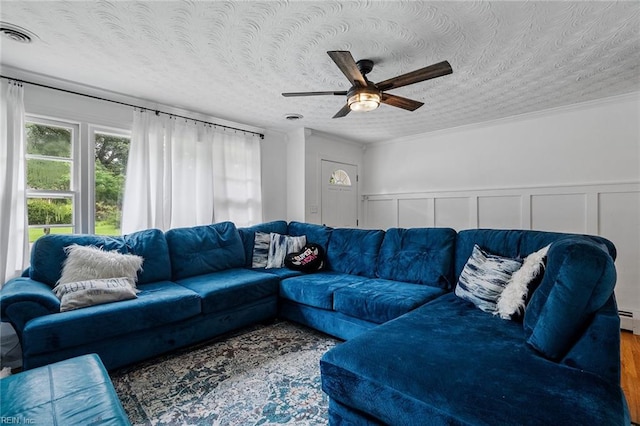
327,51 -> 367,87
282,91 -> 347,97
332,104 -> 351,119
376,61 -> 452,91
381,93 -> 424,111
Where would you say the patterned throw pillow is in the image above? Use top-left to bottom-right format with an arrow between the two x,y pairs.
455,245 -> 523,314
266,233 -> 306,269
252,232 -> 271,268
53,277 -> 138,312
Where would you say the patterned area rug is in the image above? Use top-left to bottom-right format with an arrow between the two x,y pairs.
110,321 -> 340,425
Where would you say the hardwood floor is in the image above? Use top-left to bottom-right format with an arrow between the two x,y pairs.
621,331 -> 640,425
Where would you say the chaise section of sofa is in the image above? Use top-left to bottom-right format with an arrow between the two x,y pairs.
320,229 -> 629,425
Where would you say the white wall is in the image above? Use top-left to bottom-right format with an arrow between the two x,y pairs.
260,130 -> 288,222
363,92 -> 640,329
285,128 -> 306,222
304,129 -> 365,225
364,93 -> 639,194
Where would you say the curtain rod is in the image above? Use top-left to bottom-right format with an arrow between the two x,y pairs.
0,75 -> 264,139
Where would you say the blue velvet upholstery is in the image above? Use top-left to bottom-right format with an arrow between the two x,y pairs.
23,297 -> 278,371
237,220 -> 289,268
30,234 -> 124,287
561,295 -> 622,384
0,278 -> 61,333
175,269 -> 279,314
1,221 -> 627,425
0,354 -> 130,425
321,293 -> 628,426
28,229 -> 172,287
122,228 -> 173,284
326,228 -> 385,277
328,399 -> 383,425
279,271 -> 369,309
524,237 -> 617,360
376,227 -> 456,289
287,221 -> 333,252
165,221 -> 246,280
333,279 -> 447,324
279,299 -> 376,341
254,267 -> 303,279
455,229 -> 616,279
22,281 -> 201,359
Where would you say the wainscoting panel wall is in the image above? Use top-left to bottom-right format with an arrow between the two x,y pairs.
363,182 -> 640,330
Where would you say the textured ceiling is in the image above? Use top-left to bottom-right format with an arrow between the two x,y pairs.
1,1 -> 639,143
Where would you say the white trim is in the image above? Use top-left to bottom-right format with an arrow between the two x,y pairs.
363,181 -> 640,199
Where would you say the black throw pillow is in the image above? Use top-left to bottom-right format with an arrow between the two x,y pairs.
285,243 -> 325,272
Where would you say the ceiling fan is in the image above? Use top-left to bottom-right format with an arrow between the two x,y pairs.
282,50 -> 452,118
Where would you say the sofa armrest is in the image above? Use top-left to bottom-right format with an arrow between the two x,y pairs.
1,278 -> 60,334
561,295 -> 622,385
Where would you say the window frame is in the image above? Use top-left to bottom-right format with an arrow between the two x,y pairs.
25,115 -> 80,236
87,125 -> 131,234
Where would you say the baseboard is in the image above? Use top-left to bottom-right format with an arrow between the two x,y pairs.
620,311 -> 640,335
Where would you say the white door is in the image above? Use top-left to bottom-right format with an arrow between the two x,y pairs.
321,160 -> 358,227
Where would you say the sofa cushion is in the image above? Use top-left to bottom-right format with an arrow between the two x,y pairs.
333,279 -> 447,324
287,221 -> 333,252
165,221 -> 245,280
326,228 -> 385,277
523,237 -> 617,360
279,272 -> 369,310
237,221 -> 289,268
29,229 -> 171,287
174,269 -> 279,314
455,229 -> 616,280
30,235 -> 125,287
321,293 -> 627,426
122,228 -> 173,284
22,281 -> 201,356
254,267 -> 303,279
377,227 -> 456,289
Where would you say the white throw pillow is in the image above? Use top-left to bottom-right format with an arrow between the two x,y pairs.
496,245 -> 550,320
57,244 -> 144,286
53,277 -> 138,312
266,233 -> 307,269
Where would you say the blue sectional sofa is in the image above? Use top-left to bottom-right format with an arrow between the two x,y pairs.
0,221 -> 629,425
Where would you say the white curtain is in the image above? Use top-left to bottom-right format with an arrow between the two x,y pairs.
122,109 -> 262,233
0,80 -> 29,284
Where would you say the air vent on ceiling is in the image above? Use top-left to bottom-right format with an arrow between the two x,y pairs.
284,113 -> 304,121
0,22 -> 38,44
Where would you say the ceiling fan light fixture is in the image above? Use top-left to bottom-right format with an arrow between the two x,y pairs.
348,91 -> 381,112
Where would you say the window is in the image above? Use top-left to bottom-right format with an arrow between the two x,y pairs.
26,118 -> 78,243
93,129 -> 130,236
25,117 -> 131,243
329,169 -> 352,186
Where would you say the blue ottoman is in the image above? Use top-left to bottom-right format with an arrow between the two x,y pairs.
0,354 -> 130,425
